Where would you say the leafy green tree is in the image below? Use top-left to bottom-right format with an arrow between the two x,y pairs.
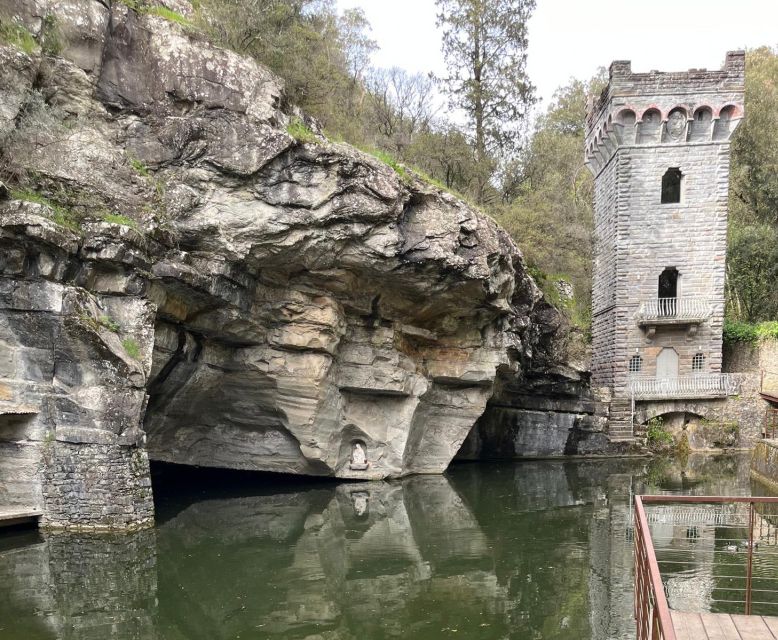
730,47 -> 778,226
494,74 -> 606,329
405,125 -> 480,193
435,0 -> 536,202
727,47 -> 778,322
727,222 -> 778,322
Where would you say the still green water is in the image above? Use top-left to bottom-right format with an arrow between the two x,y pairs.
0,455 -> 764,640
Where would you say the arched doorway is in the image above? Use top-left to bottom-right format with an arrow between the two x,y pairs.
658,268 -> 679,316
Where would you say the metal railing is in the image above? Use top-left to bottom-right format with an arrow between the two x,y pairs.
634,495 -> 676,640
630,374 -> 740,400
635,298 -> 712,324
634,496 -> 778,640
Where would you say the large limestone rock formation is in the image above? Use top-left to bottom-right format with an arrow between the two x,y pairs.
0,0 -> 561,528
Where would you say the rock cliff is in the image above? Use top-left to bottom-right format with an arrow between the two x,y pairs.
0,0 -> 562,528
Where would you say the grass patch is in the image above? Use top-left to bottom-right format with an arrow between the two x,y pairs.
286,118 -> 319,145
122,338 -> 141,359
101,213 -> 135,226
128,155 -> 150,177
366,148 -> 411,183
146,5 -> 193,27
9,188 -> 81,232
724,319 -> 778,344
98,315 -> 121,333
0,18 -> 38,55
116,1 -> 195,29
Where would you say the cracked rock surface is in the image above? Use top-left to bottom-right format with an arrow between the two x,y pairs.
0,0 -> 562,528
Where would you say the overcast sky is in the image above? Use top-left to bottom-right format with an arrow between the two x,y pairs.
337,0 -> 778,111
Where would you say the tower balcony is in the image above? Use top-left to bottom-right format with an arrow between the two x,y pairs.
629,373 -> 740,400
635,297 -> 712,337
636,297 -> 712,324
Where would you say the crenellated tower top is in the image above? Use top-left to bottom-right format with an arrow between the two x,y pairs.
584,51 -> 745,176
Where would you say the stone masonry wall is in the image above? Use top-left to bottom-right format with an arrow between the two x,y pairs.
591,155 -> 619,388
610,144 -> 729,394
586,52 -> 744,418
41,441 -> 154,531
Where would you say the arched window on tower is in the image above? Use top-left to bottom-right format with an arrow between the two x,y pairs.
692,353 -> 705,372
661,168 -> 683,204
629,354 -> 643,374
689,106 -> 713,142
637,108 -> 662,144
616,109 -> 636,145
713,105 -> 738,141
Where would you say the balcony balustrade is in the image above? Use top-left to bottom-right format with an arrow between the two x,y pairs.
635,297 -> 712,326
629,373 -> 740,400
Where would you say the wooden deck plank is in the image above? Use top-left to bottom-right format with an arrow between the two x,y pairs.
763,617 -> 778,638
670,612 -> 778,640
700,612 -> 743,640
672,611 -> 708,640
731,614 -> 775,640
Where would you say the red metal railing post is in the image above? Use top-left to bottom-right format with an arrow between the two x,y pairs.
634,496 -> 677,640
746,501 -> 755,615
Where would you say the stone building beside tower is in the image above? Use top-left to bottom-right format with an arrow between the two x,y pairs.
585,52 -> 745,439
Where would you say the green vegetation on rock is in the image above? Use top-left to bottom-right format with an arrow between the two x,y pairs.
98,316 -> 121,333
0,18 -> 38,54
117,1 -> 195,28
40,14 -> 63,56
147,5 -> 193,27
122,338 -> 141,359
286,118 -> 319,145
9,188 -> 81,232
646,416 -> 673,449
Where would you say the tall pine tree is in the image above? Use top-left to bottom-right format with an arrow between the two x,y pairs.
436,0 -> 536,202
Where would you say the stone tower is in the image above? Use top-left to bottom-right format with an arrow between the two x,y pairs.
585,52 -> 745,439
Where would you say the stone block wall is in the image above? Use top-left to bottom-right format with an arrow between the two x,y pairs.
586,52 -> 744,405
0,214 -> 156,531
591,156 -> 620,388
41,441 -> 154,531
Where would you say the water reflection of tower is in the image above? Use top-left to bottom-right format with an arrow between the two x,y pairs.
648,507 -> 718,612
588,472 -> 637,640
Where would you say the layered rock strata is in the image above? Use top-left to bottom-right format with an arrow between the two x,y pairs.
0,0 -> 561,528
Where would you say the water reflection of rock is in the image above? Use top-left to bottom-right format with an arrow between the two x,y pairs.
0,455 -> 754,640
155,461 -> 661,640
156,476 -> 507,639
0,529 -> 158,640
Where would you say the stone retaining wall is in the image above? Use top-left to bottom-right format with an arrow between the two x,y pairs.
750,440 -> 778,491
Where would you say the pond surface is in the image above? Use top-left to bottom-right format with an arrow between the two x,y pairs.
0,454 -> 766,640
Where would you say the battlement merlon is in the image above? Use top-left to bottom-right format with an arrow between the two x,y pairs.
584,51 -> 745,176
